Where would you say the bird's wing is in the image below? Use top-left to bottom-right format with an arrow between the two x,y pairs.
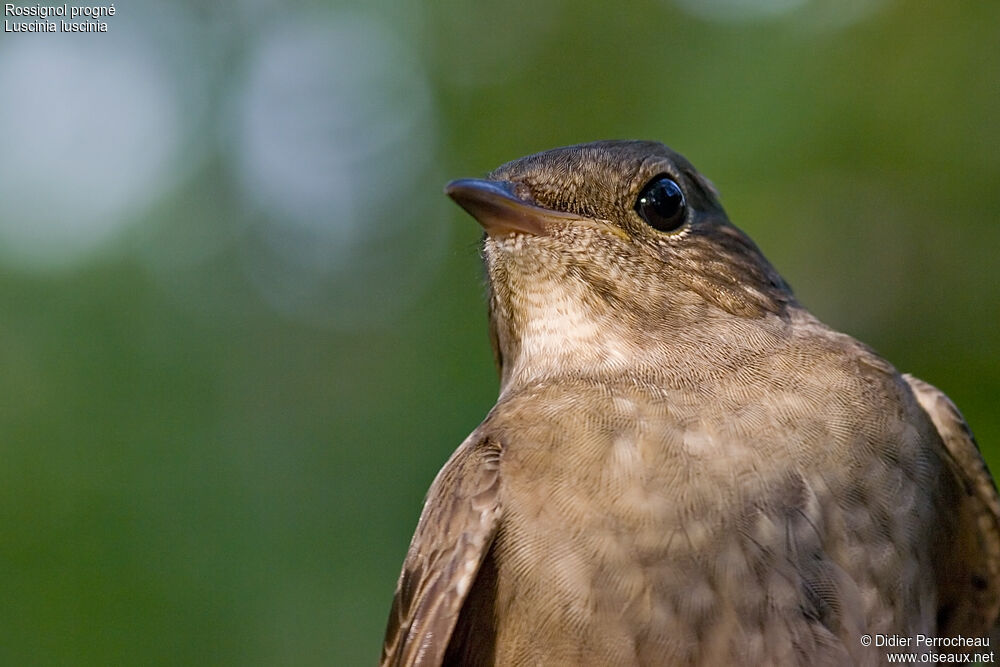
904,374 -> 1000,636
380,436 -> 502,667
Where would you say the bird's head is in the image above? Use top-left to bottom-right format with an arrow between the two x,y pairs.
446,140 -> 795,388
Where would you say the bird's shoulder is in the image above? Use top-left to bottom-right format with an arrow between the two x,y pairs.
903,374 -> 1000,637
380,433 -> 503,667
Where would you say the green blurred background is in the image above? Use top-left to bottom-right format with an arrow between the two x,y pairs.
1,0 -> 997,664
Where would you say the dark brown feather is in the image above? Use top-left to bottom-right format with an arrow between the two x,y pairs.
381,438 -> 502,667
904,374 -> 1000,637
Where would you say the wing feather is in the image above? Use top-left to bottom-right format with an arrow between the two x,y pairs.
381,437 -> 502,667
904,374 -> 1000,636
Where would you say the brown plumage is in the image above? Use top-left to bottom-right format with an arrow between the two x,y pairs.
380,141 -> 1000,666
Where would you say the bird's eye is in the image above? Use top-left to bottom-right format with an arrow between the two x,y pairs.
634,175 -> 686,232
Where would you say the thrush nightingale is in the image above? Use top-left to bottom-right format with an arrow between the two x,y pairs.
380,141 -> 1000,666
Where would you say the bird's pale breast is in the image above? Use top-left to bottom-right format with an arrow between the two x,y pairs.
471,351 -> 945,666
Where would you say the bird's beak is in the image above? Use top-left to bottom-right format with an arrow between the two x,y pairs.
445,179 -> 577,237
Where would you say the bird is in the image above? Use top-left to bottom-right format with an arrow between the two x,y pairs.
379,140 -> 1000,666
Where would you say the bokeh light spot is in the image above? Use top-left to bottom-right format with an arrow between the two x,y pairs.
0,36 -> 180,270
231,12 -> 445,328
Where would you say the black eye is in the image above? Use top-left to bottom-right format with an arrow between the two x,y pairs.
634,175 -> 686,232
